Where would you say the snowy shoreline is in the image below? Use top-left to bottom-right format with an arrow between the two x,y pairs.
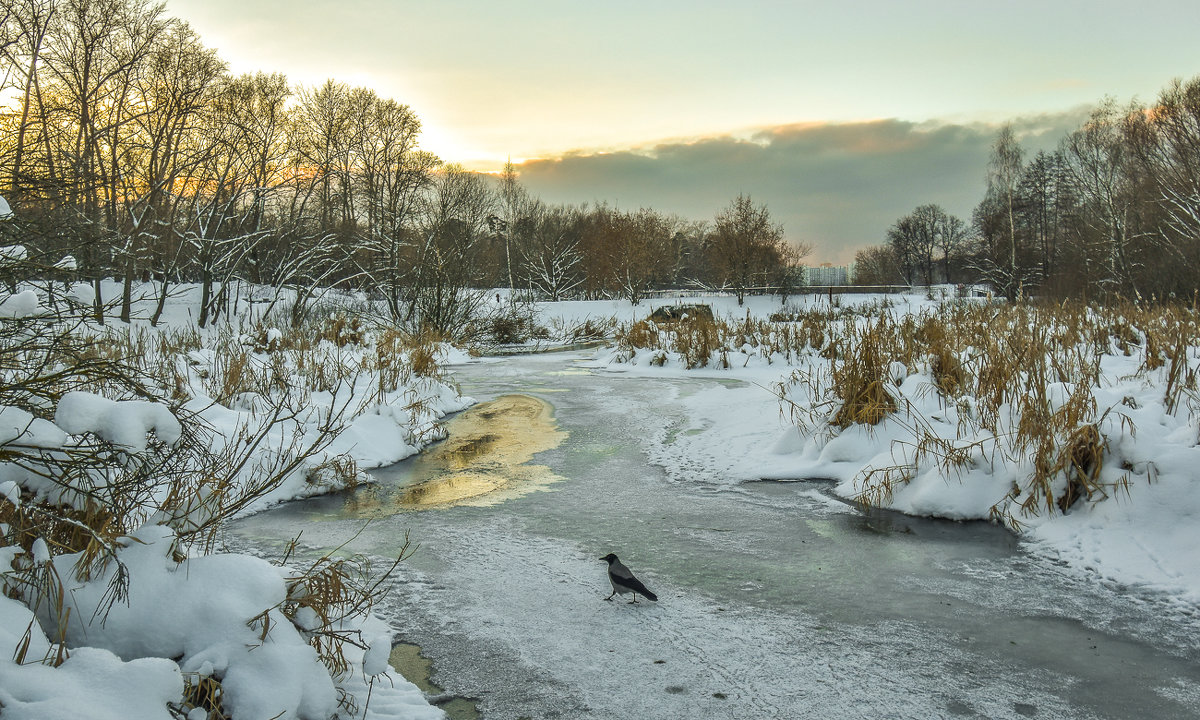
528,290 -> 1200,609
5,282 -> 1200,719
1,281 -> 470,720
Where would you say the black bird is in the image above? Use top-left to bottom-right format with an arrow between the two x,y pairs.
600,553 -> 658,602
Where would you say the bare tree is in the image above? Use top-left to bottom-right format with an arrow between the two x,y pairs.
1126,78 -> 1200,294
936,210 -> 967,284
352,95 -> 436,319
520,203 -> 582,301
986,124 -> 1025,298
291,79 -> 354,232
185,71 -> 291,326
705,194 -> 789,304
888,204 -> 968,286
400,164 -> 495,333
887,205 -> 938,286
34,0 -> 169,321
123,20 -> 225,323
2,0 -> 57,202
1016,150 -> 1070,284
495,159 -> 528,290
1060,100 -> 1143,297
853,244 -> 903,285
575,205 -> 674,304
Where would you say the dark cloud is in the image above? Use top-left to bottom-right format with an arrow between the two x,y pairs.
517,110 -> 1089,263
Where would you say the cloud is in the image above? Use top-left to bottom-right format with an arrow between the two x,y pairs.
517,110 -> 1089,264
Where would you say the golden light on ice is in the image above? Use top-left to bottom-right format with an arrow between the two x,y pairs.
342,394 -> 567,515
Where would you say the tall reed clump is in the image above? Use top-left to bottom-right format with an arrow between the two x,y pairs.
1123,303 -> 1200,415
614,305 -> 845,368
915,313 -> 966,398
404,328 -> 445,379
616,318 -> 662,355
673,314 -> 725,369
822,300 -> 1159,527
614,313 -> 750,369
772,310 -> 907,436
828,315 -> 901,428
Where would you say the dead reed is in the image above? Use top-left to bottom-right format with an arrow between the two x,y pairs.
616,298 -> 1199,527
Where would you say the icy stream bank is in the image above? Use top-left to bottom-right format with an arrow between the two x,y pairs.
230,351 -> 1200,719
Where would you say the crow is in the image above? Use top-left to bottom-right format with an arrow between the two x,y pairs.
600,553 -> 658,602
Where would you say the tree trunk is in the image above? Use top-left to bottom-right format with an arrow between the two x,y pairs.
91,278 -> 105,324
199,270 -> 212,328
150,279 -> 170,326
121,264 -> 134,323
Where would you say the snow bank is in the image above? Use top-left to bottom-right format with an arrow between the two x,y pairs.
0,405 -> 68,448
55,392 -> 182,452
556,292 -> 1200,607
0,281 -> 467,719
0,646 -> 183,720
1,582 -> 181,720
0,289 -> 40,318
67,282 -> 95,306
1,521 -> 442,720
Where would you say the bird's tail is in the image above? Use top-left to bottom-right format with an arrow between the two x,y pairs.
642,589 -> 658,602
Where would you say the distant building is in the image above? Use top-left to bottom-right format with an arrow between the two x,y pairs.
804,263 -> 850,286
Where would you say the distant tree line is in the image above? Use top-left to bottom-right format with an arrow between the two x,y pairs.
858,75 -> 1200,301
0,0 -> 806,333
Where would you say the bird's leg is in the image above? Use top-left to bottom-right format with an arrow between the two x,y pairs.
628,596 -> 639,604
604,590 -> 616,601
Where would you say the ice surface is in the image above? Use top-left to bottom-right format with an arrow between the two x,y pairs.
231,349 -> 1200,719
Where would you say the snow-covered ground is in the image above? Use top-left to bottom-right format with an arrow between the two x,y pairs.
5,282 -> 1200,719
1,281 -> 467,719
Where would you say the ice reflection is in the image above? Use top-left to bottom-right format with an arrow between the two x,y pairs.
343,394 -> 567,514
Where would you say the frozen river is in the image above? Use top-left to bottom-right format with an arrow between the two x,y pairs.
230,351 -> 1200,719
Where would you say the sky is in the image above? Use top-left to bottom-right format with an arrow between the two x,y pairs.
168,0 -> 1200,262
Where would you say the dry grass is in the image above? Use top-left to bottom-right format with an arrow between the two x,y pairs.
616,307 -> 843,369
620,298 -> 1200,526
179,673 -> 226,719
272,530 -> 414,685
829,317 -> 902,428
320,313 -> 367,348
618,319 -> 662,354
674,315 -> 723,369
406,330 -> 444,379
839,300 -> 1198,526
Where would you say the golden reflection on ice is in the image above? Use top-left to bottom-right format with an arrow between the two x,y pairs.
344,394 -> 567,514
